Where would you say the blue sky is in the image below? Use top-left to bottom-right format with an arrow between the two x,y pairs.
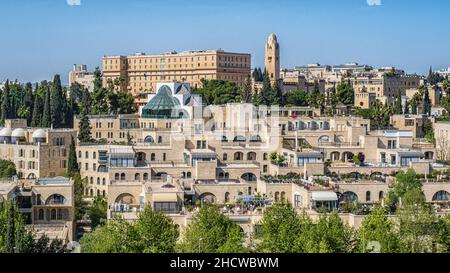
0,0 -> 449,84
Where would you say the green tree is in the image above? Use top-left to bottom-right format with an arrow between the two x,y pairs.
41,88 -> 51,128
87,196 -> 107,229
397,192 -> 440,253
178,206 -> 246,253
193,79 -> 242,105
0,80 -> 11,125
0,201 -> 35,253
335,81 -> 354,105
422,87 -> 432,115
286,90 -> 308,106
258,203 -> 302,253
50,75 -> 64,128
31,92 -> 43,127
80,216 -> 136,253
393,91 -> 403,114
0,160 -> 17,178
67,136 -> 79,177
358,206 -> 399,253
388,169 -> 422,206
78,107 -> 92,143
133,208 -> 178,253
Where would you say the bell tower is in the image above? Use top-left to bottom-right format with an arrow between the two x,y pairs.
265,33 -> 280,83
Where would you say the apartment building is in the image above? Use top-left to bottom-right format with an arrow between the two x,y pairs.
69,64 -> 95,91
353,74 -> 421,108
72,82 -> 437,202
102,50 -> 251,103
0,119 -> 77,179
0,177 -> 75,242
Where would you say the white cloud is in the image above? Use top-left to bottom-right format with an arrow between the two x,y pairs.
367,0 -> 382,6
67,0 -> 81,6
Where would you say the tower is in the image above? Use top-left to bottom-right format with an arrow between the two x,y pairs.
265,33 -> 280,83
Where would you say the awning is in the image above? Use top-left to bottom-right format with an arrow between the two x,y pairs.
312,191 -> 338,201
398,151 -> 424,157
152,193 -> 178,202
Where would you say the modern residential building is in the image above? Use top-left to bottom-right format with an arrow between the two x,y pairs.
69,64 -> 95,92
0,119 -> 77,179
0,177 -> 75,242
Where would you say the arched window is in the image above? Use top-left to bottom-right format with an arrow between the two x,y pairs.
432,191 -> 450,202
102,190 -> 106,196
144,135 -> 154,143
233,136 -> 246,142
102,178 -> 106,185
221,136 -> 228,142
225,173 -> 230,179
90,189 -> 93,196
98,165 -> 108,172
158,136 -> 162,143
247,152 -> 257,161
97,177 -> 100,185
151,153 -> 156,161
135,173 -> 140,181
143,173 -> 149,180
46,194 -> 66,205
187,172 -> 192,178
280,191 -> 286,202
263,153 -> 268,161
366,191 -> 371,202
90,177 -> 93,184
181,172 -> 186,178
379,191 -> 384,200
340,192 -> 358,203
115,173 -> 120,181
223,153 -> 228,161
250,135 -> 261,142
121,173 -> 126,180
234,152 -> 244,160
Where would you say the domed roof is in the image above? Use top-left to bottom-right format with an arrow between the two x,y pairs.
12,128 -> 25,138
32,129 -> 46,139
141,85 -> 188,119
0,127 -> 12,137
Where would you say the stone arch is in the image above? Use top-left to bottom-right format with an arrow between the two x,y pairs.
330,151 -> 340,162
233,136 -> 246,142
115,193 -> 135,204
45,194 -> 67,205
432,191 -> 450,202
144,135 -> 154,143
241,173 -> 257,182
234,152 -> 244,160
339,191 -> 358,203
198,192 -> 216,204
247,152 -> 257,161
318,135 -> 330,143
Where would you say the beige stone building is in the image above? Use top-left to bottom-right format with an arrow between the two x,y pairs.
265,33 -> 280,84
0,119 -> 77,179
69,64 -> 95,91
102,50 -> 251,105
0,177 -> 75,242
353,74 -> 421,108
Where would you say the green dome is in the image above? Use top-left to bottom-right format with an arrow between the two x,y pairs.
141,85 -> 189,119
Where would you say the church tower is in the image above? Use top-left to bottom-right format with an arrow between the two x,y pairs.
265,33 -> 280,83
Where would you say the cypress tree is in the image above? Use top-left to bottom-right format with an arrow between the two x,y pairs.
422,88 -> 431,115
23,82 -> 34,125
51,75 -> 64,128
78,107 -> 92,143
31,94 -> 43,128
0,80 -> 11,125
67,136 -> 79,176
411,100 -> 418,115
41,88 -> 51,128
394,92 -> 403,114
